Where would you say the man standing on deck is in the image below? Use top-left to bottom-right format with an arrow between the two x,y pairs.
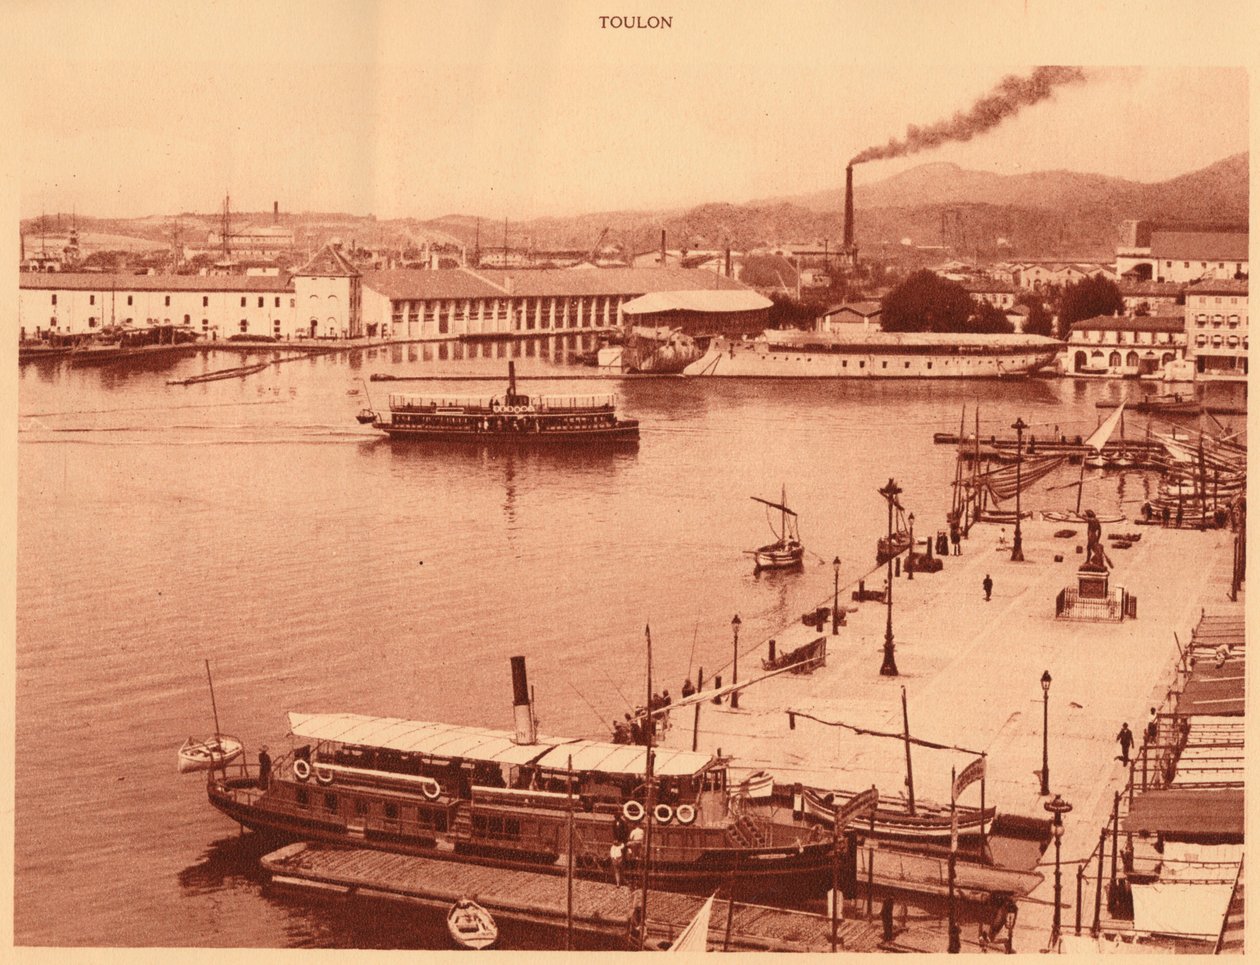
982,574 -> 993,601
681,677 -> 696,700
257,746 -> 271,788
1116,723 -> 1134,765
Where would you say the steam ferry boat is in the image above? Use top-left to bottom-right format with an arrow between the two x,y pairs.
683,330 -> 1062,379
362,362 -> 639,443
201,659 -> 1036,903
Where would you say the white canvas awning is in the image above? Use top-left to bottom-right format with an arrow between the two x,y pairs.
287,712 -> 571,766
532,739 -> 715,778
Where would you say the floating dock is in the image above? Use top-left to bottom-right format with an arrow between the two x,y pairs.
261,841 -> 886,952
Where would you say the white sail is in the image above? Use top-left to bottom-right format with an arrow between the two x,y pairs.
1083,402 -> 1126,453
668,894 -> 715,952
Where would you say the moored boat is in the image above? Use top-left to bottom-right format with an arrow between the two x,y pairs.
684,330 -> 1062,379
179,734 -> 243,773
447,898 -> 498,949
361,362 -> 639,444
747,487 -> 805,572
801,787 -> 993,846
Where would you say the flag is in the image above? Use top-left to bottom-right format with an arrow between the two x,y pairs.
952,755 -> 986,802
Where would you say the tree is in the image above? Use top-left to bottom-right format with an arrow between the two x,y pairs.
1058,275 -> 1124,328
1018,298 -> 1054,337
880,270 -> 975,333
969,301 -> 1015,334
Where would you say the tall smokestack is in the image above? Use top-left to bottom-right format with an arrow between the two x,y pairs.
724,245 -> 732,278
510,656 -> 537,744
660,229 -> 666,267
273,201 -> 278,224
843,165 -> 855,251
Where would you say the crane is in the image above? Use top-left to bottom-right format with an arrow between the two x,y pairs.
589,226 -> 609,263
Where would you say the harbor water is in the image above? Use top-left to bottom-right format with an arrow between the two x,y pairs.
15,339 -> 1245,947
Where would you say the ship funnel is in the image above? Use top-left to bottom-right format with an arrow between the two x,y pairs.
508,360 -> 517,398
660,228 -> 667,267
510,655 -> 537,744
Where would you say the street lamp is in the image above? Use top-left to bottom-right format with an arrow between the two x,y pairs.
1040,670 -> 1052,795
1044,794 -> 1073,948
832,557 -> 841,634
907,512 -> 915,580
730,614 -> 741,709
1011,417 -> 1027,562
878,478 -> 901,676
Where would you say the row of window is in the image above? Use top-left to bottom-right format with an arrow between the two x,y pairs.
290,788 -> 450,830
1166,261 -> 1245,271
1194,314 -> 1244,327
1194,334 -> 1245,349
49,293 -> 295,308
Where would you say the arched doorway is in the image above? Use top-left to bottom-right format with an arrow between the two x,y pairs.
309,318 -> 318,337
1108,351 -> 1122,368
1074,351 -> 1088,372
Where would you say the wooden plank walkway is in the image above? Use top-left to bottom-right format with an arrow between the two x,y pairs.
261,842 -> 886,952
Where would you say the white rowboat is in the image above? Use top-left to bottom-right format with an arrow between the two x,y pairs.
178,734 -> 243,774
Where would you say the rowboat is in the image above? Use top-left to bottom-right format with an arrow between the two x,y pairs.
447,898 -> 498,949
178,734 -> 243,773
747,487 -> 805,572
802,787 -> 993,844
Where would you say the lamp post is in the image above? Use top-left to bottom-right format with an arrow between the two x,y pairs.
907,512 -> 915,580
1011,417 -> 1027,562
832,557 -> 841,634
878,478 -> 901,676
1040,670 -> 1052,795
1044,794 -> 1073,948
730,614 -> 741,709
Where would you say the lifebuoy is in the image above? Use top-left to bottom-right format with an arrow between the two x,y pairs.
675,804 -> 697,825
315,765 -> 334,786
622,800 -> 645,822
292,758 -> 311,782
420,777 -> 442,801
654,803 -> 674,825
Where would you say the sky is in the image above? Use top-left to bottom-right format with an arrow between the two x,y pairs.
10,0 -> 1255,222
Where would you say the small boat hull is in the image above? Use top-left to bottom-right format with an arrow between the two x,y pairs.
179,735 -> 244,774
448,899 -> 498,949
753,542 -> 804,571
802,787 -> 993,844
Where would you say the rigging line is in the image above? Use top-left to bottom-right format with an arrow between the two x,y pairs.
564,680 -> 613,731
786,709 -> 985,756
595,666 -> 635,713
686,614 -> 700,683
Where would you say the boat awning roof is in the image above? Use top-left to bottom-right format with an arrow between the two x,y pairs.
1124,789 -> 1244,838
532,740 -> 715,778
621,289 -> 772,315
1179,675 -> 1246,716
287,713 -> 570,766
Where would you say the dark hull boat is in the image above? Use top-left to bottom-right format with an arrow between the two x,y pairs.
362,362 -> 638,445
802,787 -> 994,846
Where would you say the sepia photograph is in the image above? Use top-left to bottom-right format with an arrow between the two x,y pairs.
7,1 -> 1251,957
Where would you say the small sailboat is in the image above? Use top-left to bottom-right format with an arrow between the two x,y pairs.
180,659 -> 242,773
355,378 -> 379,425
747,486 -> 804,572
178,734 -> 244,773
447,897 -> 498,949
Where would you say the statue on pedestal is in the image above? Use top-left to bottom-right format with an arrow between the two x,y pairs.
1081,509 -> 1111,574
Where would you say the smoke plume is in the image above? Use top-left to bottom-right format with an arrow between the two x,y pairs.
850,66 -> 1087,166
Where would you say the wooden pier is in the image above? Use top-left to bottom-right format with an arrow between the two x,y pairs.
261,841 -> 886,952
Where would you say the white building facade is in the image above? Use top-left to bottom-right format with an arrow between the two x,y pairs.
1066,315 -> 1187,378
1185,279 -> 1248,380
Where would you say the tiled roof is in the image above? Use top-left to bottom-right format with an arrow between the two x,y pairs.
1118,280 -> 1185,297
294,244 -> 360,277
965,280 -> 1015,292
19,271 -> 293,292
1187,278 -> 1249,295
1150,231 -> 1249,262
1069,314 -> 1185,333
362,267 -> 748,301
824,301 -> 882,316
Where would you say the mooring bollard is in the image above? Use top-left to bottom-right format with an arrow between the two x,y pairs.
768,639 -> 776,663
712,676 -> 723,704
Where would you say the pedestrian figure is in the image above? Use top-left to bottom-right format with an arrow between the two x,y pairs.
950,522 -> 961,556
1161,505 -> 1171,527
609,842 -> 625,886
1144,708 -> 1158,745
627,825 -> 645,860
1116,723 -> 1134,764
681,677 -> 696,699
257,745 -> 271,788
1142,501 -> 1153,522
613,811 -> 629,844
982,574 -> 993,601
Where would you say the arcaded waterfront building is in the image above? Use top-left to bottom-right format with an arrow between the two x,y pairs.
1065,314 -> 1188,377
357,267 -> 751,339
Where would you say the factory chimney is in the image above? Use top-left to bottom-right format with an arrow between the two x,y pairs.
724,245 -> 732,277
659,229 -> 667,267
843,165 -> 855,251
510,655 -> 537,745
273,201 -> 279,224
